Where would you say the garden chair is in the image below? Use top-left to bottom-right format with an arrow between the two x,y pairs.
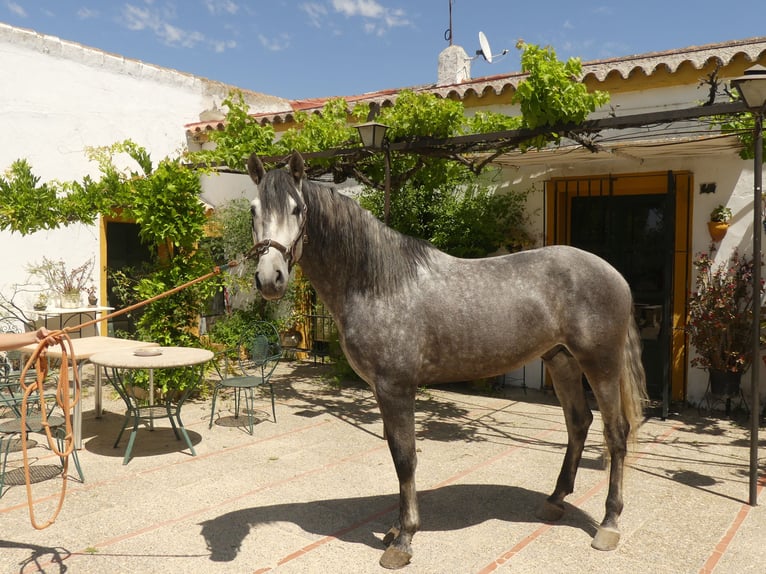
0,363 -> 84,497
208,321 -> 282,435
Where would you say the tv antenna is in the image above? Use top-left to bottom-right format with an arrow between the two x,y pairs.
475,31 -> 508,64
444,0 -> 454,45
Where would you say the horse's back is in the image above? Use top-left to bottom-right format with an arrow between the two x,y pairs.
344,244 -> 633,385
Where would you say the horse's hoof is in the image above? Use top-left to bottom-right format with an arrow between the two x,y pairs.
591,526 -> 620,551
536,500 -> 565,522
382,526 -> 400,547
379,546 -> 412,570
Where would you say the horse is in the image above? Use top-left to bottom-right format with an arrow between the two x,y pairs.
245,151 -> 647,569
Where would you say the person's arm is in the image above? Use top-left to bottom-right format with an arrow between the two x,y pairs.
0,327 -> 50,351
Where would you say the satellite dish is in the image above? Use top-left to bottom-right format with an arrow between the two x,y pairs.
477,31 -> 493,63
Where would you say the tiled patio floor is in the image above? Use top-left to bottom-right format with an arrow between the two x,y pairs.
2,360 -> 765,573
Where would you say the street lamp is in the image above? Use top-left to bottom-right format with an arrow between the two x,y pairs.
732,63 -> 766,507
355,121 -> 392,225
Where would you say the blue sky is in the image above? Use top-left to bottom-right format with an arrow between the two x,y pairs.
2,1 -> 765,100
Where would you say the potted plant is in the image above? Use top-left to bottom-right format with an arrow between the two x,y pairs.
687,248 -> 762,401
86,285 -> 98,307
32,293 -> 48,311
27,257 -> 95,309
708,205 -> 732,242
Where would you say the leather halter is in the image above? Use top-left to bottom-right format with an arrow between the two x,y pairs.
247,205 -> 308,271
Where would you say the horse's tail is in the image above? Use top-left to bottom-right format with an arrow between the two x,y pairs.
621,318 -> 648,440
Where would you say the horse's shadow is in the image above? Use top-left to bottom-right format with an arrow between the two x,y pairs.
199,483 -> 597,562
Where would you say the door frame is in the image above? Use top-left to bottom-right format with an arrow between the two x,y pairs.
546,171 -> 692,402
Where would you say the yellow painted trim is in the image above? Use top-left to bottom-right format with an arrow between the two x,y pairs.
98,216 -> 109,336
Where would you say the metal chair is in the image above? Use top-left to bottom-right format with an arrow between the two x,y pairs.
0,364 -> 84,497
208,321 -> 282,434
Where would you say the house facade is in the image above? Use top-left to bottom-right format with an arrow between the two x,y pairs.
3,20 -> 766,407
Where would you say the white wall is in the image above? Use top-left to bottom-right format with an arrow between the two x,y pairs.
0,24 -> 288,315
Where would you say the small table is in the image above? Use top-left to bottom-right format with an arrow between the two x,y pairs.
19,336 -> 159,449
89,347 -> 213,464
29,306 -> 114,337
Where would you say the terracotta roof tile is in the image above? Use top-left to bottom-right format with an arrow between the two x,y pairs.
185,36 -> 766,139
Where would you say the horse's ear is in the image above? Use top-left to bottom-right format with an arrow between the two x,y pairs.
289,151 -> 305,183
246,154 -> 265,185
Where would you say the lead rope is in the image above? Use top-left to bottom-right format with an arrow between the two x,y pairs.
16,261 -> 240,529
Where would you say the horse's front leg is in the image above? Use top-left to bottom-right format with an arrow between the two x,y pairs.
375,383 -> 419,570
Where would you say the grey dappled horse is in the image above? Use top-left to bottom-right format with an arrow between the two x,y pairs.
246,152 -> 647,569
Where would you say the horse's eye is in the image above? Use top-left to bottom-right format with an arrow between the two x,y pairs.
292,205 -> 302,217
250,205 -> 257,218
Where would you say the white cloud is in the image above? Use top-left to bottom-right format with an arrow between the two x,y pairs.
331,0 -> 410,35
333,0 -> 384,19
301,2 -> 328,28
211,39 -> 237,53
204,0 -> 238,15
122,4 -> 153,32
6,1 -> 27,17
120,2 -> 236,52
258,32 -> 291,52
77,7 -> 99,20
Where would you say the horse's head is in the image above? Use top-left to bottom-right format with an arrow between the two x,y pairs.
246,152 -> 308,300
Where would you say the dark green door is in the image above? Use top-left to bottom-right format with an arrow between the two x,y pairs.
570,194 -> 671,400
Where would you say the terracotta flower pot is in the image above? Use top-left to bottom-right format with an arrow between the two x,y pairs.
707,221 -> 729,242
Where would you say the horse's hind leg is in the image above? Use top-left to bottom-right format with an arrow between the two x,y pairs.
538,349 -> 593,522
375,384 -> 419,570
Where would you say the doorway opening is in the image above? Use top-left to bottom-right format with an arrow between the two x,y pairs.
547,172 -> 692,406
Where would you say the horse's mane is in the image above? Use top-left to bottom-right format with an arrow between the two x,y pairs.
301,178 -> 436,296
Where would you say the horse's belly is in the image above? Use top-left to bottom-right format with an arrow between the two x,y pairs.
417,335 -> 549,384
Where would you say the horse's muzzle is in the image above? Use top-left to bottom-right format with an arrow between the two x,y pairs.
255,268 -> 287,300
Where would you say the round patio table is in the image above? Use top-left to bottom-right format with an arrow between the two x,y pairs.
89,346 -> 213,464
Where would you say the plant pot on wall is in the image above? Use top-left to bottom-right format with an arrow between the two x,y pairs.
707,221 -> 729,242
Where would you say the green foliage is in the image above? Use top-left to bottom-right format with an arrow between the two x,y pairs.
716,111 -> 766,161
129,159 -> 208,250
466,110 -> 523,134
276,98 -> 358,152
710,205 -> 733,223
210,198 -> 253,255
379,90 -> 465,139
0,160 -> 97,234
201,92 -> 276,170
429,186 -> 533,257
206,303 -> 263,350
513,41 -> 610,148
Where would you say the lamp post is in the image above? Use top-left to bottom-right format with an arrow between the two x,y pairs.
355,121 -> 391,225
732,63 -> 766,506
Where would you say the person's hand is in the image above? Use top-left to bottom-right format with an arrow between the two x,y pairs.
34,327 -> 51,342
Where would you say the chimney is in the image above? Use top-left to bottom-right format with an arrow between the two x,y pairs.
437,44 -> 470,86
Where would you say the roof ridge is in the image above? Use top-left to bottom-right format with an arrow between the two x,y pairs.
185,36 -> 766,136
